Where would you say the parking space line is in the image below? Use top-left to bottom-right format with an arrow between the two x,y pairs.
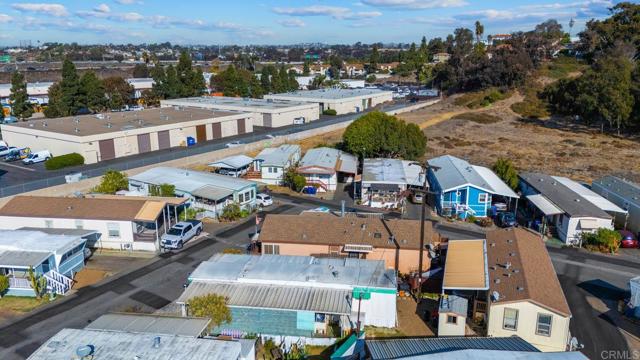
0,162 -> 37,172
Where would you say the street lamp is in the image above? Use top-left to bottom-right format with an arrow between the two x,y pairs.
409,161 -> 440,300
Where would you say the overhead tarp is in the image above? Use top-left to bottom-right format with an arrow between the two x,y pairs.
526,194 -> 564,216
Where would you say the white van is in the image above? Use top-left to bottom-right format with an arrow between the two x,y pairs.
22,150 -> 52,165
293,117 -> 305,125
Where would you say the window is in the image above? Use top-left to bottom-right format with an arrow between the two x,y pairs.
478,193 -> 488,203
447,315 -> 457,324
107,222 -> 120,238
238,193 -> 244,202
503,308 -> 518,331
250,189 -> 255,199
536,314 -> 552,336
243,191 -> 251,202
75,220 -> 84,229
44,220 -> 53,228
263,244 -> 280,255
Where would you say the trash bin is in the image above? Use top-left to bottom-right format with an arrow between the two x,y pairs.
186,136 -> 196,146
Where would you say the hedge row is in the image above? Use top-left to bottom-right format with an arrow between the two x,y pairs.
323,109 -> 337,116
45,153 -> 85,170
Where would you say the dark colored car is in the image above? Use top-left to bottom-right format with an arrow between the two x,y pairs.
495,212 -> 517,228
619,230 -> 639,248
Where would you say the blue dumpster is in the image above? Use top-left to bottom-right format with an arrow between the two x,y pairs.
186,136 -> 196,146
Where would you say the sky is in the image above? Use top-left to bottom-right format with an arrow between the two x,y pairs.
0,0 -> 620,46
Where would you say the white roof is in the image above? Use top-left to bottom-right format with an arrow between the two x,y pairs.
525,194 -> 564,216
208,155 -> 254,169
126,78 -> 154,89
0,82 -> 53,98
299,147 -> 357,174
27,328 -> 242,360
362,158 -> 424,187
552,176 -> 626,214
256,144 -> 300,167
0,229 -> 86,254
161,96 -> 316,112
264,88 -> 393,102
130,167 -> 255,195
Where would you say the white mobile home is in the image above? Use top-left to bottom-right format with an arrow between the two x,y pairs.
297,147 -> 357,192
361,158 -> 425,209
591,176 -> 640,234
254,144 -> 301,185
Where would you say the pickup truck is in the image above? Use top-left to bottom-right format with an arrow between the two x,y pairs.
161,220 -> 202,249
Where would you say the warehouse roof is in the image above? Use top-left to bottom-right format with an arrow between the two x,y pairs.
398,350 -> 586,360
265,88 -> 392,101
0,196 -> 166,222
176,282 -> 352,315
86,313 -> 210,337
592,175 -> 640,207
259,213 -> 436,250
520,172 -> 623,218
130,167 -> 256,196
27,328 -> 242,360
189,254 -> 396,289
209,155 -> 255,170
298,147 -> 357,175
486,227 -> 571,317
161,96 -> 316,111
2,107 -> 241,137
443,239 -> 489,290
366,336 -> 539,359
0,82 -> 53,97
428,155 -> 518,198
362,158 -> 424,187
256,144 -> 300,167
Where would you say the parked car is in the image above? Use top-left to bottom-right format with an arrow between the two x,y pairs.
225,141 -> 243,148
256,193 -> 273,207
22,150 -> 51,165
0,146 -> 16,157
293,117 -> 305,125
495,212 -> 517,228
411,193 -> 424,204
5,147 -> 31,162
619,230 -> 639,249
161,220 -> 203,250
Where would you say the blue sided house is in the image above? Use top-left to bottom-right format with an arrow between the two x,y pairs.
0,228 -> 94,297
427,155 -> 519,218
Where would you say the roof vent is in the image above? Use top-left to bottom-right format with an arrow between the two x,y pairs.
374,231 -> 382,239
491,291 -> 501,301
106,122 -> 112,128
29,123 -> 34,127
513,269 -> 520,273
42,121 -> 47,127
332,270 -> 339,277
507,239 -> 513,244
575,198 -> 580,202
505,261 -> 512,269
74,127 -> 80,133
509,252 -> 516,257
401,239 -> 407,245
506,273 -> 512,278
153,336 -> 161,348
302,233 -> 307,240
74,117 -> 80,124
361,223 -> 366,231
494,278 -> 501,284
517,286 -> 524,291
490,243 -> 496,247
75,345 -> 95,358
490,265 -> 497,270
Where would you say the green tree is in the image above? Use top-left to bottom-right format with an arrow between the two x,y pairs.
93,170 -> 129,194
103,76 -> 134,109
132,63 -> 149,78
0,274 -> 9,294
302,61 -> 311,76
27,266 -> 47,299
79,71 -> 106,112
581,228 -> 622,253
149,183 -> 175,197
44,82 -> 63,118
220,203 -> 243,221
58,59 -> 81,116
475,20 -> 485,44
342,111 -> 427,160
284,168 -> 306,192
492,158 -> 519,190
187,294 -> 232,330
366,74 -> 377,83
177,51 -> 205,97
9,71 -> 33,120
369,44 -> 380,73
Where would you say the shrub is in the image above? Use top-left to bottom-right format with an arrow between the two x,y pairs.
322,109 -> 337,116
93,170 -> 128,194
477,217 -> 494,227
187,294 -> 232,330
492,158 -> 519,190
0,274 -> 9,294
149,183 -> 175,197
220,203 -> 243,222
44,153 -> 84,170
466,215 -> 477,223
284,168 -> 307,192
451,112 -> 502,124
454,88 -> 511,109
581,228 -> 621,253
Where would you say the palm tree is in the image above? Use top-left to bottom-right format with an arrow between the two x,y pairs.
475,21 -> 485,44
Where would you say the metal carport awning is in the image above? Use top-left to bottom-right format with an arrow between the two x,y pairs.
191,185 -> 234,201
526,194 -> 564,216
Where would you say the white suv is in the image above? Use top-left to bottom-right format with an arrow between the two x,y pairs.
256,193 -> 273,207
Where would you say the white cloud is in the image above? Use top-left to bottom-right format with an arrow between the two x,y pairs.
361,0 -> 467,9
0,14 -> 13,23
277,18 -> 306,27
94,4 -> 111,13
11,3 -> 69,17
115,0 -> 138,4
273,5 -> 352,19
76,9 -> 143,22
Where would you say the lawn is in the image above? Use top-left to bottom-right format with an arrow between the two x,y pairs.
0,296 -> 50,324
364,325 -> 405,338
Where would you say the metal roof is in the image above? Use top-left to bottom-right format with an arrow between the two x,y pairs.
256,144 -> 300,167
407,349 -> 588,360
520,172 -> 613,218
366,337 -> 539,360
362,158 -> 425,187
428,156 -> 517,198
189,254 -> 396,289
438,295 -> 468,317
17,227 -> 98,237
190,185 -> 234,201
27,328 -> 242,360
554,176 -> 626,213
0,250 -> 50,268
176,282 -> 352,315
299,148 -> 357,174
86,313 -> 210,337
525,194 -> 564,216
264,88 -> 393,101
0,229 -> 87,255
208,155 -> 255,170
161,96 -> 316,112
592,175 -> 640,208
130,167 -> 256,195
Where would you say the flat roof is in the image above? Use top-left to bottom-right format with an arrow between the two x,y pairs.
362,158 -> 424,187
27,328 -> 242,360
84,194 -> 188,206
86,313 -> 210,337
189,254 -> 396,290
2,107 -> 241,137
209,155 -> 255,169
592,175 -> 640,208
161,96 -> 316,111
438,295 -> 468,317
0,229 -> 86,254
443,239 -> 488,290
256,144 -> 300,167
130,167 -> 256,194
0,250 -> 51,268
265,88 -> 392,101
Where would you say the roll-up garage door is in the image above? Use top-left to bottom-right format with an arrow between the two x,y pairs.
137,133 -> 151,153
196,125 -> 207,143
211,122 -> 222,139
157,130 -> 170,150
99,139 -> 116,161
237,118 -> 246,134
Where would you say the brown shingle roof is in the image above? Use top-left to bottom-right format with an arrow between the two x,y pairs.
0,196 -> 158,221
259,213 -> 435,250
486,228 -> 571,317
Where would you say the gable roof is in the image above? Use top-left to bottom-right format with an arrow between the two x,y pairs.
259,213 -> 435,250
298,147 -> 357,175
256,144 -> 301,167
428,155 -> 517,198
362,158 -> 425,187
486,228 -> 571,317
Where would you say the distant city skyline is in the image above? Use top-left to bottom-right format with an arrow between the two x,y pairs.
0,0 -> 619,46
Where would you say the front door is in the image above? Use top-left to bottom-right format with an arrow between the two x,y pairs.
196,125 -> 207,143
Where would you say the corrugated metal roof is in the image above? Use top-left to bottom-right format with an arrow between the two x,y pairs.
130,167 -> 256,194
0,250 -> 50,268
554,176 -> 626,213
438,295 -> 468,316
407,349 -> 588,360
592,175 -> 640,208
299,148 -> 357,174
362,158 -> 425,187
177,282 -> 352,315
209,155 -> 255,170
366,337 -> 539,360
525,194 -> 564,216
256,144 -> 300,167
86,313 -> 210,337
191,185 -> 234,201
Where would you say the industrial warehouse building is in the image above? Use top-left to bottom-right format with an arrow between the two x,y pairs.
264,88 -> 394,115
0,107 -> 255,164
160,96 -> 320,127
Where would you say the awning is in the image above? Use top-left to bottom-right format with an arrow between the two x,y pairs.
526,194 -> 564,216
0,250 -> 50,268
134,201 -> 166,222
579,219 -> 599,229
191,185 -> 234,202
443,239 -> 488,290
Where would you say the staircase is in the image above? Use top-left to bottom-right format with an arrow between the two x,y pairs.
243,170 -> 262,180
44,270 -> 74,295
